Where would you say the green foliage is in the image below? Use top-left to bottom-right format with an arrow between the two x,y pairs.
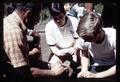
94,3 -> 103,14
39,3 -> 104,24
40,8 -> 50,20
39,8 -> 51,24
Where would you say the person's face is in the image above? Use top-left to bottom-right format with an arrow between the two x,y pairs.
25,10 -> 40,29
80,30 -> 101,43
53,13 -> 66,27
64,3 -> 71,11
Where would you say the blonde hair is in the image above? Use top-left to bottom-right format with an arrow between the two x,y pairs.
77,12 -> 103,36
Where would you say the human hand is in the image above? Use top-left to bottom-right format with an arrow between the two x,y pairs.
67,67 -> 73,77
57,51 -> 66,56
51,64 -> 68,76
83,71 -> 96,78
68,47 -> 77,55
31,30 -> 40,37
30,67 -> 42,77
77,71 -> 96,78
77,70 -> 90,78
29,48 -> 40,56
62,61 -> 73,77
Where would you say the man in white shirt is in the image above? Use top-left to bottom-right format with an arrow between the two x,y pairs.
76,12 -> 116,78
45,2 -> 81,78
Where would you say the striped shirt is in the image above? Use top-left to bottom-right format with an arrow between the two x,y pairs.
3,11 -> 29,68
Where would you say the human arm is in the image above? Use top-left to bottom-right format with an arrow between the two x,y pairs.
53,38 -> 80,55
95,65 -> 116,78
69,38 -> 81,54
77,49 -> 90,78
30,64 -> 67,77
29,48 -> 40,56
45,24 -> 66,56
50,46 -> 66,56
82,65 -> 116,78
27,29 -> 40,36
85,36 -> 116,78
27,32 -> 41,58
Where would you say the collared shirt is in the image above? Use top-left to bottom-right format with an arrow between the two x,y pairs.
4,11 -> 29,68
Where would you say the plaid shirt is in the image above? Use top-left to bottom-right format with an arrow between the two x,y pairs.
3,11 -> 29,68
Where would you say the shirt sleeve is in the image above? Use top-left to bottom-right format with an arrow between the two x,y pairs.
45,24 -> 56,46
69,16 -> 79,39
74,37 -> 85,49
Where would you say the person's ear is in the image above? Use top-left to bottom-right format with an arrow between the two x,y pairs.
24,10 -> 31,23
25,10 -> 31,18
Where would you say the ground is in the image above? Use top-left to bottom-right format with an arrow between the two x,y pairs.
34,19 -> 51,62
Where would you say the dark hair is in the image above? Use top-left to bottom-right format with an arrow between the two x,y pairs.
77,12 -> 103,36
6,3 -> 16,15
48,2 -> 65,17
15,3 -> 41,29
15,3 -> 41,17
15,3 -> 35,12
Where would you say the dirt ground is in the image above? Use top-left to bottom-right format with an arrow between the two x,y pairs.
34,20 -> 51,62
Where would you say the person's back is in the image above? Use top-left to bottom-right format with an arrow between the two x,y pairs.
4,10 -> 29,68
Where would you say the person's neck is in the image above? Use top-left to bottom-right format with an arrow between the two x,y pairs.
59,16 -> 68,27
95,30 -> 105,44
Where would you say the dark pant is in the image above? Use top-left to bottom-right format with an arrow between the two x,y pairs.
29,57 -> 49,69
3,62 -> 32,81
92,65 -> 113,72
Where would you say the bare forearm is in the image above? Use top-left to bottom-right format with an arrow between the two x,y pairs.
81,56 -> 89,71
50,46 -> 61,55
31,68 -> 54,77
29,48 -> 40,56
50,46 -> 65,56
81,50 -> 89,71
96,65 -> 116,78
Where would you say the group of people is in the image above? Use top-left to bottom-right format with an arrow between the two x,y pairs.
1,2 -> 116,81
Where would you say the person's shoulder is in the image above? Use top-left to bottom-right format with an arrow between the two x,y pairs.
68,16 -> 79,25
68,16 -> 78,20
4,14 -> 13,27
4,14 -> 11,22
103,27 -> 116,33
45,19 -> 54,28
4,12 -> 17,25
103,27 -> 116,39
45,19 -> 57,32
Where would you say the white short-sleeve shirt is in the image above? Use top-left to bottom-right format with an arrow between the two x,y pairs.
45,16 -> 79,49
79,28 -> 116,66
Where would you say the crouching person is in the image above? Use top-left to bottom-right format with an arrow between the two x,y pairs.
45,2 -> 81,78
27,30 -> 68,78
76,12 -> 116,78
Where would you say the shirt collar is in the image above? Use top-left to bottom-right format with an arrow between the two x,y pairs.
12,11 -> 27,31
